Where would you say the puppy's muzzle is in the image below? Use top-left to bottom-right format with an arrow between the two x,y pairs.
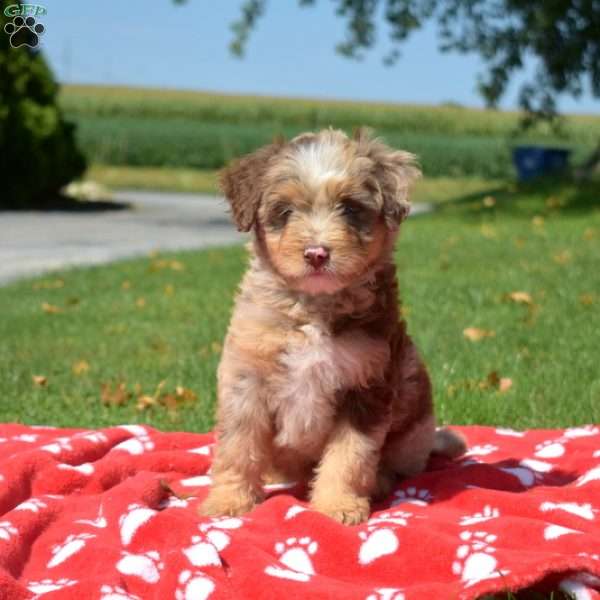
304,246 -> 330,269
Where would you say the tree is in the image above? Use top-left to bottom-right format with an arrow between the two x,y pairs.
229,0 -> 600,124
0,0 -> 85,208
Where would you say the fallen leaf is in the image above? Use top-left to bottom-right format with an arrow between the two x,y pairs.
32,375 -> 47,386
480,224 -> 497,239
33,278 -> 64,290
164,284 -> 175,296
72,360 -> 90,375
482,196 -> 496,208
211,341 -> 223,354
552,250 -> 572,265
463,327 -> 496,342
580,293 -> 595,306
583,227 -> 597,240
135,297 -> 146,309
121,280 -> 132,290
545,196 -> 562,209
499,377 -> 513,393
101,382 -> 131,407
532,215 -> 545,227
41,302 -> 62,314
506,291 -> 533,305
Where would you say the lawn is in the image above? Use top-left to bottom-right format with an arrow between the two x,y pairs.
1,178 -> 598,432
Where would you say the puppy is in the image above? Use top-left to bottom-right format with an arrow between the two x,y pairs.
200,128 -> 465,525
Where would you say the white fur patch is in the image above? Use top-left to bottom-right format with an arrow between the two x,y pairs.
292,139 -> 347,186
273,324 -> 389,455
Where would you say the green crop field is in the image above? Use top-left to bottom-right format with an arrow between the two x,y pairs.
60,85 -> 600,179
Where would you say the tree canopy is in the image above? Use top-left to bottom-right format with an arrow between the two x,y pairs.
229,0 -> 600,123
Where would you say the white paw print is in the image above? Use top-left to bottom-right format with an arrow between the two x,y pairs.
285,504 -> 308,520
367,510 -> 413,528
28,578 -> 78,595
158,496 -> 190,509
15,497 -> 47,513
100,584 -> 141,600
391,486 -> 432,507
119,503 -> 158,546
366,588 -> 405,600
0,521 -> 18,541
495,428 -> 525,437
452,530 -> 507,587
175,570 -> 215,600
113,425 -> 154,455
465,444 -> 498,457
498,462 -> 546,487
40,436 -> 74,455
264,537 -> 318,582
534,439 -> 565,459
578,552 -> 600,561
563,426 -> 599,439
13,433 -> 39,443
198,516 -> 244,551
459,505 -> 500,526
183,535 -> 221,568
47,533 -> 96,568
74,430 -> 108,444
117,550 -> 164,584
358,528 -> 399,565
540,501 -> 597,521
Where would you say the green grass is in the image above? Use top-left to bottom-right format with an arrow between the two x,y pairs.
1,178 -> 599,431
60,84 -> 599,178
84,165 -> 497,204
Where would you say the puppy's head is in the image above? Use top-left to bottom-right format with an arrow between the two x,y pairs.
220,128 -> 420,295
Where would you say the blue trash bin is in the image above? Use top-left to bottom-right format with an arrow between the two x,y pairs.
512,146 -> 570,181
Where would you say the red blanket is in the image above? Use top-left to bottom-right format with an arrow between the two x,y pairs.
0,423 -> 599,600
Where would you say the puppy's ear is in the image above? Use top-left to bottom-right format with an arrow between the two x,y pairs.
219,141 -> 284,232
356,128 -> 421,229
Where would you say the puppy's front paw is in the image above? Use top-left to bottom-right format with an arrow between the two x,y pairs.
311,493 -> 371,525
199,484 -> 261,518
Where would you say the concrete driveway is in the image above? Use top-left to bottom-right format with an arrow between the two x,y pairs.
0,190 -> 430,285
0,191 -> 245,285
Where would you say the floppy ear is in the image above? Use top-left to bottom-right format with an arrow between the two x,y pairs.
219,141 -> 284,232
355,128 -> 421,229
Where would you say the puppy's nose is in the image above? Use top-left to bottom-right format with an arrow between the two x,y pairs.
304,246 -> 330,269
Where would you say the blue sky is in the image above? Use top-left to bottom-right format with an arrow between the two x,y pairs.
38,0 -> 598,113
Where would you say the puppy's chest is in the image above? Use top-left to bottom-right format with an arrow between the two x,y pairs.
269,323 -> 390,454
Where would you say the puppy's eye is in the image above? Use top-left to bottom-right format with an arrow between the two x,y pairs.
267,203 -> 293,229
341,202 -> 363,217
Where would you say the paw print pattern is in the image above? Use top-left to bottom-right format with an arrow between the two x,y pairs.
391,487 -> 432,507
452,531 -> 506,587
264,537 -> 318,582
175,570 -> 215,600
40,436 -> 74,456
366,588 -> 405,600
534,439 -> 566,459
27,578 -> 77,595
4,16 -> 44,48
0,521 -> 17,541
459,505 -> 500,526
14,497 -> 47,513
183,535 -> 221,568
116,550 -> 164,584
47,533 -> 96,568
100,584 -> 141,600
285,504 -> 308,520
465,444 -> 499,457
367,510 -> 413,527
114,425 -> 154,455
498,462 -> 546,487
540,501 -> 597,521
73,430 -> 108,444
563,425 -> 599,438
119,503 -> 158,546
198,516 -> 243,551
358,528 -> 399,565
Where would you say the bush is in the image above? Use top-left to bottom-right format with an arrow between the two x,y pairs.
0,1 -> 85,208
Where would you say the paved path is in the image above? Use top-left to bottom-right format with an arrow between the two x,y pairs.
0,190 -> 431,285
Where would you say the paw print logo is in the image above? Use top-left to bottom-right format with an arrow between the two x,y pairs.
4,16 -> 45,48
116,550 -> 164,584
28,578 -> 77,595
391,486 -> 432,507
40,436 -> 74,456
175,570 -> 215,600
459,505 -> 500,526
0,521 -> 18,541
119,503 -> 158,546
183,535 -> 222,568
452,530 -> 508,587
264,537 -> 318,582
367,510 -> 413,527
47,533 -> 96,568
358,528 -> 399,565
100,584 -> 141,600
15,497 -> 47,513
198,516 -> 244,551
114,425 -> 154,455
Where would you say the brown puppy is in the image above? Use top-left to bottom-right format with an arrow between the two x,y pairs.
200,128 -> 465,525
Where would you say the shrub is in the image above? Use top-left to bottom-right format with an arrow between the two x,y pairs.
0,1 -> 85,208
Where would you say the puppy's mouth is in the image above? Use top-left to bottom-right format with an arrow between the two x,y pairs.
295,266 -> 342,295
